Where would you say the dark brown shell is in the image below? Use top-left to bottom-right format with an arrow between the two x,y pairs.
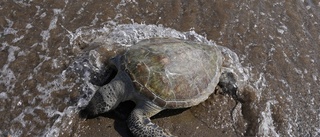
124,38 -> 222,109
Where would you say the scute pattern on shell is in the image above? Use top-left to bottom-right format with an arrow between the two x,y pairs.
125,38 -> 222,108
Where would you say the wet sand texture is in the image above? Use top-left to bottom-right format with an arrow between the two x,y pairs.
0,1 -> 319,137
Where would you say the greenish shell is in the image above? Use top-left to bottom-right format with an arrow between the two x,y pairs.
124,38 -> 222,108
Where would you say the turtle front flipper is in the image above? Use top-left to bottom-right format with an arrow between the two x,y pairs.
82,78 -> 128,117
127,101 -> 175,137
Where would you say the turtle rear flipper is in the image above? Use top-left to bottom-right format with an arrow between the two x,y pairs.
127,102 -> 174,137
218,72 -> 243,103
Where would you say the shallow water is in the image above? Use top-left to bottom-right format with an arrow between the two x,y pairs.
0,1 -> 319,137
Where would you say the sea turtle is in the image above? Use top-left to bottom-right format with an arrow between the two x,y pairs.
83,38 -> 238,137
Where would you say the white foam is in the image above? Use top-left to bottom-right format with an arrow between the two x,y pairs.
0,92 -> 8,99
44,106 -> 79,137
312,73 -> 318,81
12,35 -> 24,43
0,44 -> 19,93
258,100 -> 280,137
3,18 -> 17,35
26,23 -> 33,29
253,73 -> 266,98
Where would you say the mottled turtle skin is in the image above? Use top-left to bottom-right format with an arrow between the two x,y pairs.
84,38 -> 238,137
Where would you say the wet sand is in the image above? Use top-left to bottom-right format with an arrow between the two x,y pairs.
1,0 -> 319,137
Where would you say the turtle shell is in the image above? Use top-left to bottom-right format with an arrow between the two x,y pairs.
124,38 -> 222,109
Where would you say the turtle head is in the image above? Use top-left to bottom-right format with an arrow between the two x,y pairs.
82,55 -> 135,117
